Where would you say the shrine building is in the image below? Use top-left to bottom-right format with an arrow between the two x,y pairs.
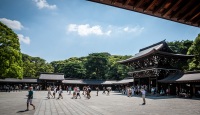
118,40 -> 200,96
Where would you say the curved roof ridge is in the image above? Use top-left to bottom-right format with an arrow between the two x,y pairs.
139,39 -> 166,52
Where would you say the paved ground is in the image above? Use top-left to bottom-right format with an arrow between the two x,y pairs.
0,91 -> 200,115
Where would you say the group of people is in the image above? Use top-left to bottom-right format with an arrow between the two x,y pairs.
47,86 -> 63,99
119,85 -> 147,105
25,85 -> 147,111
0,85 -> 22,92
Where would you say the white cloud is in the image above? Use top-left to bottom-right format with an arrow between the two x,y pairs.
17,34 -> 31,45
67,24 -> 144,37
0,18 -> 23,30
34,0 -> 57,10
123,26 -> 144,34
67,24 -> 111,36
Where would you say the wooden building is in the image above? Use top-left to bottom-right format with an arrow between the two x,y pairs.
118,40 -> 198,96
39,73 -> 65,89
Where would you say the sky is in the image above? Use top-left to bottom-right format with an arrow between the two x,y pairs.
0,0 -> 200,62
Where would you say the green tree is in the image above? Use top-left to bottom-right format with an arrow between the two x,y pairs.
22,53 -> 54,77
0,22 -> 23,79
64,60 -> 86,79
85,53 -> 110,79
167,40 -> 193,70
107,55 -> 132,80
167,40 -> 193,54
187,34 -> 200,70
50,60 -> 66,73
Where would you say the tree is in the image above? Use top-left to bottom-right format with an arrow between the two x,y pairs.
22,53 -> 54,78
64,60 -> 86,79
0,22 -> 23,79
187,34 -> 200,70
85,53 -> 110,79
107,55 -> 132,80
167,40 -> 193,54
167,40 -> 193,70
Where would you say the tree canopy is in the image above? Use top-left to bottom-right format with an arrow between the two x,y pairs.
0,22 -> 23,79
22,53 -> 54,78
187,34 -> 200,70
49,53 -> 132,80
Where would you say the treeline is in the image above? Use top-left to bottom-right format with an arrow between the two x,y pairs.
22,52 -> 132,80
1,22 -> 200,79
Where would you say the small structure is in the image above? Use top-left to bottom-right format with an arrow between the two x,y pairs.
39,73 -> 64,89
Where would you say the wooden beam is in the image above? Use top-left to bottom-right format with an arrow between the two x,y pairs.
143,0 -> 157,12
153,0 -> 171,14
171,1 -> 194,19
189,12 -> 200,22
162,0 -> 182,17
111,0 -> 117,4
123,0 -> 131,6
133,0 -> 145,10
180,3 -> 200,21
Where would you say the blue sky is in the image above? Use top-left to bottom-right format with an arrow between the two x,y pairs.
0,0 -> 200,62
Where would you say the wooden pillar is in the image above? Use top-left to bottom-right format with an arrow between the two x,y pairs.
149,77 -> 151,92
156,77 -> 158,94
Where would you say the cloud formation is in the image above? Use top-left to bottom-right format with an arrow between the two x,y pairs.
68,24 -> 111,36
67,24 -> 144,37
34,0 -> 57,10
0,18 -> 23,30
123,26 -> 144,34
17,34 -> 31,45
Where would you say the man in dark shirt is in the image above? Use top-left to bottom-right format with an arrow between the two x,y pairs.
26,87 -> 35,111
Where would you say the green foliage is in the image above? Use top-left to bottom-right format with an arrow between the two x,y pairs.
167,40 -> 193,70
187,34 -> 200,70
167,40 -> 193,54
0,22 -> 23,79
64,59 -> 86,79
50,53 -> 131,80
85,53 -> 110,79
22,53 -> 53,78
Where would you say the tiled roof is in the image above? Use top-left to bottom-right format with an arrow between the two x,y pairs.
118,40 -> 194,64
158,71 -> 200,83
0,78 -> 37,83
63,79 -> 118,85
113,78 -> 133,84
62,80 -> 85,84
39,73 -> 64,80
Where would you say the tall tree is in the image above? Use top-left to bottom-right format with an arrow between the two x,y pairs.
0,22 -> 23,79
64,61 -> 86,79
187,34 -> 200,70
85,53 -> 110,79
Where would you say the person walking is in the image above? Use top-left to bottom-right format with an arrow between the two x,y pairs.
96,87 -> 99,96
68,86 -> 72,95
26,87 -> 35,111
102,87 -> 106,94
47,86 -> 53,99
57,86 -> 63,99
141,88 -> 146,105
53,86 -> 57,99
76,87 -> 81,99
